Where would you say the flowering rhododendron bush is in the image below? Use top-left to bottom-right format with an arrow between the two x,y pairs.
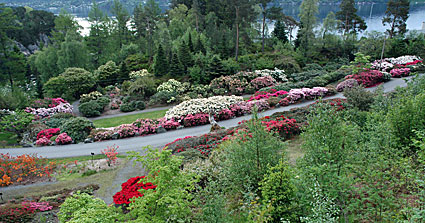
30,98 -> 68,109
261,115 -> 300,140
210,75 -> 250,95
165,95 -> 244,119
0,153 -> 56,187
390,68 -> 411,78
345,70 -> 384,87
254,68 -> 288,82
250,76 -> 277,90
113,176 -> 156,205
248,89 -> 288,101
287,87 -> 329,102
37,128 -> 60,140
25,102 -> 73,118
55,133 -> 72,145
336,79 -> 359,92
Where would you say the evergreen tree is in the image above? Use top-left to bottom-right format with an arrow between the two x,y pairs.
195,37 -> 206,55
169,53 -> 184,77
153,44 -> 168,77
273,20 -> 288,43
336,0 -> 367,35
206,55 -> 226,80
188,32 -> 194,52
51,9 -> 81,44
297,0 -> 318,57
111,0 -> 130,49
0,46 -> 26,89
133,0 -> 161,58
259,0 -> 282,52
382,0 -> 410,38
178,41 -> 193,72
86,1 -> 110,68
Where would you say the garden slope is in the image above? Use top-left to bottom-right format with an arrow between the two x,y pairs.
1,76 -> 417,158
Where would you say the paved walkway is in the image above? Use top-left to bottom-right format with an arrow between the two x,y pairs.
1,76 -> 415,158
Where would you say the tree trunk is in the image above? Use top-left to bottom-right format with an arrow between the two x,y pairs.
235,6 -> 240,62
262,13 -> 266,52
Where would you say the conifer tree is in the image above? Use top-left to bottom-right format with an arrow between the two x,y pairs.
336,0 -> 367,35
153,44 -> 168,77
188,32 -> 194,52
169,52 -> 184,77
273,20 -> 288,43
206,55 -> 226,80
382,0 -> 410,38
178,41 -> 193,72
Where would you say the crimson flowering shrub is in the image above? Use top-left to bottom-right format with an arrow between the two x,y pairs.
250,76 -> 277,90
55,133 -> 72,145
31,98 -> 68,109
0,203 -> 35,223
229,103 -> 251,117
113,176 -> 156,205
345,70 -> 384,87
390,68 -> 411,78
182,113 -> 210,127
261,116 -> 300,140
248,90 -> 288,101
37,128 -> 60,140
36,137 -> 51,146
157,117 -> 180,130
278,97 -> 291,106
214,109 -> 234,121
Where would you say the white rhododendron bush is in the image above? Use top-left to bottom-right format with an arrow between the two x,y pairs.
165,95 -> 244,119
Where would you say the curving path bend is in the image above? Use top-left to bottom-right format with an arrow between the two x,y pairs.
1,76 -> 415,158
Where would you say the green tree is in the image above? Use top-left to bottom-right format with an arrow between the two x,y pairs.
273,20 -> 288,43
153,44 -> 168,77
0,46 -> 26,89
30,46 -> 60,84
95,61 -> 119,87
297,0 -> 318,57
51,9 -> 81,43
127,147 -> 199,222
206,55 -> 226,80
111,0 -> 130,49
169,52 -> 184,77
57,32 -> 89,71
382,0 -> 410,38
259,0 -> 282,52
336,0 -> 367,35
133,0 -> 161,58
179,41 -> 193,72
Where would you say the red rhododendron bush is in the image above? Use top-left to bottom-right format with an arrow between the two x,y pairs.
345,70 -> 384,87
113,176 -> 156,205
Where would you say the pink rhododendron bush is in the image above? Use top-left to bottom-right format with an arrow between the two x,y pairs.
345,70 -> 384,88
25,98 -> 73,118
390,68 -> 411,78
371,55 -> 423,73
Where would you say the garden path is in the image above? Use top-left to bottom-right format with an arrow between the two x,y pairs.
1,75 -> 417,158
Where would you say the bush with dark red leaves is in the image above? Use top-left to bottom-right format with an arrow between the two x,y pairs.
113,176 -> 156,205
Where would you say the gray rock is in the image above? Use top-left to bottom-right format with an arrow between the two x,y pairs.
22,143 -> 33,148
111,133 -> 119,140
156,126 -> 167,134
84,138 -> 94,143
135,132 -> 140,137
177,125 -> 184,130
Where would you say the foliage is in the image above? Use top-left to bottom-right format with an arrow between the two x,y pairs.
101,145 -> 119,166
343,85 -> 375,111
58,192 -> 122,223
259,159 -> 297,222
79,101 -> 102,117
0,110 -> 34,138
127,147 -> 199,222
125,76 -> 157,98
0,87 -> 30,110
382,0 -> 410,38
80,91 -> 102,103
112,176 -> 156,205
59,117 -> 94,143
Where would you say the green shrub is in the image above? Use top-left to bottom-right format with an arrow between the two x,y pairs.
58,192 -> 122,223
96,97 -> 111,108
126,76 -> 157,98
44,113 -> 76,129
267,97 -> 281,107
80,91 -> 103,103
0,110 -> 34,138
134,101 -> 145,110
120,103 -> 136,112
260,159 -> 297,222
149,91 -> 178,105
0,88 -> 30,110
343,85 -> 375,111
79,102 -> 102,117
60,117 -> 94,143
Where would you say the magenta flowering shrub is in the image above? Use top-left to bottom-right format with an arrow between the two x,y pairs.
278,97 -> 291,106
287,89 -> 305,102
214,109 -> 234,121
246,99 -> 270,111
157,117 -> 180,130
302,87 -> 328,100
21,202 -> 53,212
183,113 -> 210,127
36,137 -> 51,146
345,70 -> 384,87
336,79 -> 359,92
31,98 -> 68,109
248,90 -> 288,101
55,133 -> 72,145
250,76 -> 277,90
390,68 -> 411,78
115,124 -> 137,138
229,103 -> 251,117
133,119 -> 157,135
37,128 -> 60,140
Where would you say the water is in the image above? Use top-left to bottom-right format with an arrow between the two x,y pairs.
74,2 -> 425,36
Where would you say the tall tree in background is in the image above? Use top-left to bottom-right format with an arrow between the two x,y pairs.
297,0 -> 318,57
86,1 -> 111,68
259,0 -> 282,52
273,20 -> 288,43
382,0 -> 410,38
111,0 -> 130,49
153,44 -> 168,77
51,9 -> 81,43
336,0 -> 366,35
133,0 -> 161,59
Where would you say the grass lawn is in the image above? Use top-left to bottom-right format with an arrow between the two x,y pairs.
0,132 -> 19,148
93,109 -> 168,128
49,154 -> 126,165
286,136 -> 304,165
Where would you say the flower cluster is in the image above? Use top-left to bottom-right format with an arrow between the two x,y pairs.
133,119 -> 157,135
229,103 -> 252,117
101,145 -> 118,166
248,90 -> 288,101
129,69 -> 151,79
25,102 -> 73,118
345,70 -> 384,87
157,117 -> 181,130
36,137 -> 51,146
55,133 -> 72,145
80,91 -> 103,103
336,79 -> 359,92
210,75 -> 249,95
0,153 -> 56,186
287,87 -> 328,102
113,176 -> 156,205
0,203 -> 35,222
183,113 -> 210,127
250,76 -> 277,90
386,55 -> 421,65
246,99 -> 270,111
371,60 -> 394,71
254,68 -> 287,82
92,129 -> 115,141
21,201 -> 53,212
165,95 -> 244,119
157,79 -> 186,94
261,115 -> 300,140
30,98 -> 68,109
390,68 -> 411,78
114,124 -> 137,138
37,128 -> 60,140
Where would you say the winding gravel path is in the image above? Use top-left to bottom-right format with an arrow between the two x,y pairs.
1,76 -> 415,158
